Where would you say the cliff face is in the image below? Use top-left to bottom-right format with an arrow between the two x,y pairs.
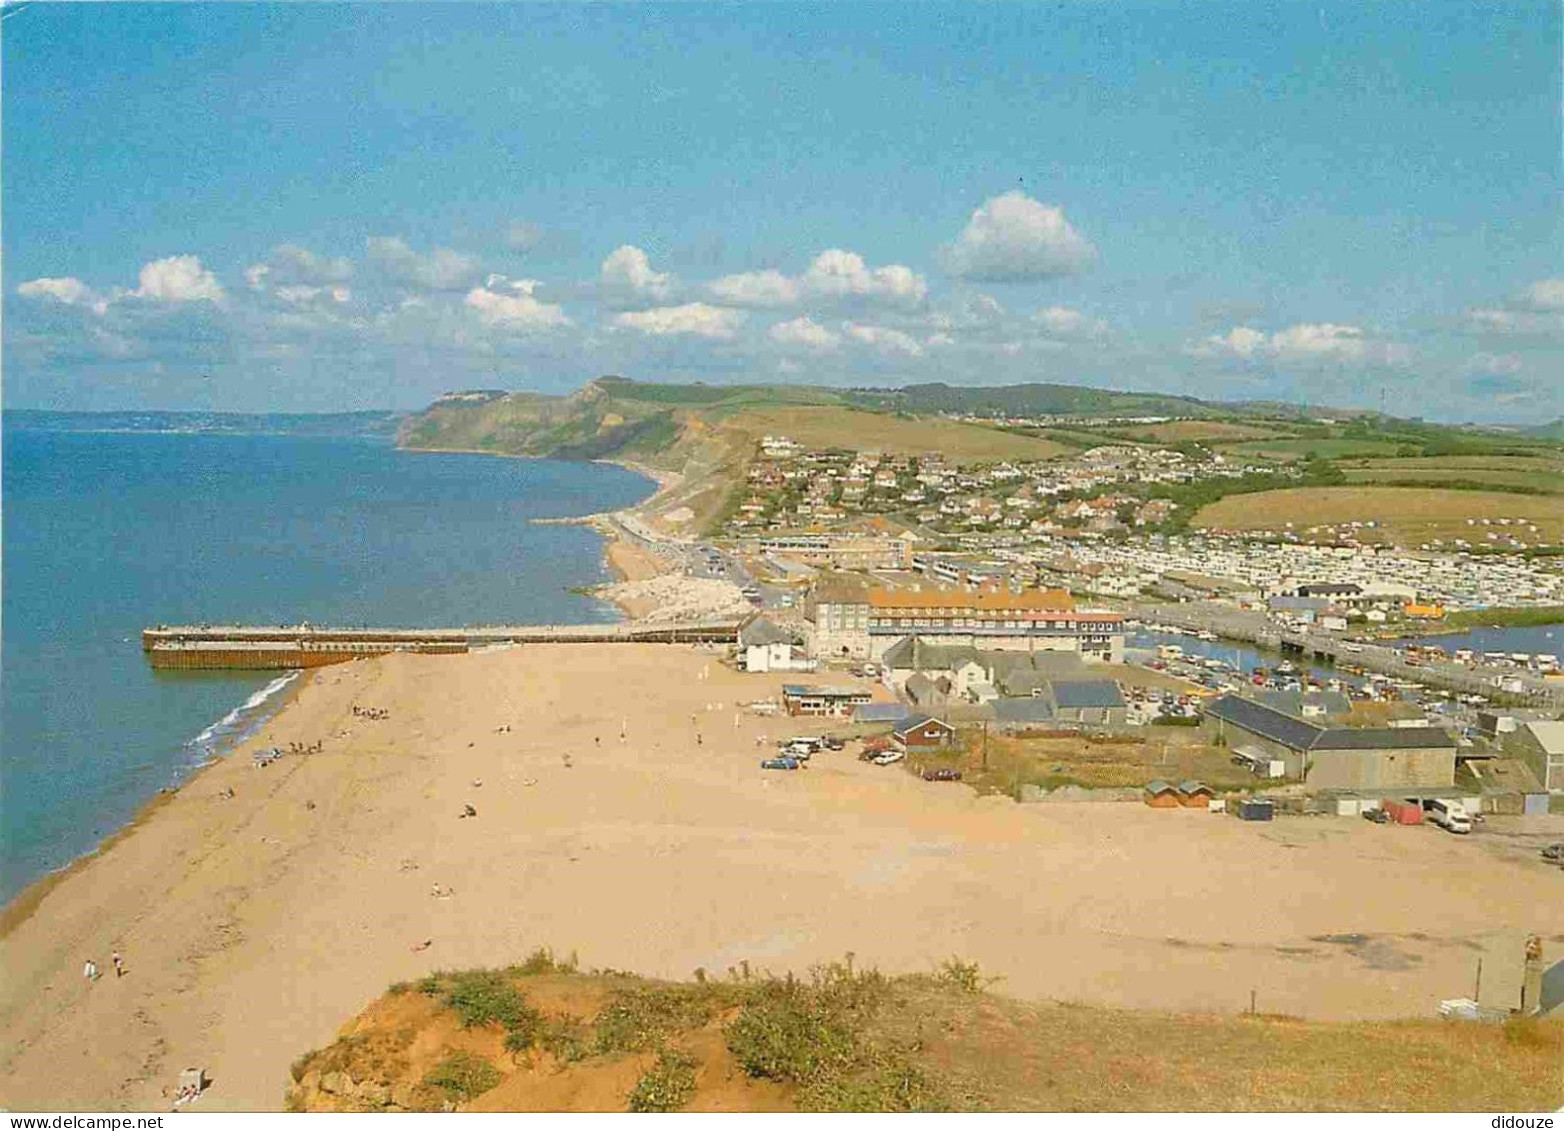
397,381 -> 686,464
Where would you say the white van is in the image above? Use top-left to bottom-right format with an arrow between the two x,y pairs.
1428,798 -> 1472,835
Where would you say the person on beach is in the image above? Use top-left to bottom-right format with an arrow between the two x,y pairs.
83,959 -> 98,983
112,950 -> 125,978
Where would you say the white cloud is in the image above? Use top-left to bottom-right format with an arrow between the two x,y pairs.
268,244 -> 352,284
709,269 -> 802,308
366,237 -> 481,290
17,276 -> 106,314
612,302 -> 741,339
274,284 -> 352,306
464,277 -> 570,330
1468,352 -> 1522,376
940,191 -> 1096,281
1194,322 -> 1406,366
1521,278 -> 1564,312
601,245 -> 673,302
768,316 -> 840,350
842,321 -> 924,356
709,252 -> 925,309
133,255 -> 225,303
925,332 -> 957,348
804,250 -> 926,305
1033,305 -> 1105,338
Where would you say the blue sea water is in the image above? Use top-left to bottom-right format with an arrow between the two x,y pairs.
0,424 -> 653,903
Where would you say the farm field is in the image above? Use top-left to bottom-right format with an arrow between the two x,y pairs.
1224,438 -> 1407,461
1191,486 -> 1564,545
1339,455 -> 1564,494
717,406 -> 1069,461
1126,419 -> 1287,444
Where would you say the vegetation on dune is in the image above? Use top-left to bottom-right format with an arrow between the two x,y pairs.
287,952 -> 1564,1113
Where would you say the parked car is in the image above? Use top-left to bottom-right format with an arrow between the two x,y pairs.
1361,807 -> 1390,824
1541,843 -> 1564,862
821,737 -> 845,751
871,750 -> 905,766
922,767 -> 962,782
760,757 -> 800,771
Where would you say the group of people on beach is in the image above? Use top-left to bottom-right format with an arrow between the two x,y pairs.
352,705 -> 390,720
82,950 -> 125,983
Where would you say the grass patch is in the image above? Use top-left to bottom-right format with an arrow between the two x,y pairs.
627,1048 -> 700,1112
592,983 -> 720,1054
421,969 -> 543,1049
423,1051 -> 503,1103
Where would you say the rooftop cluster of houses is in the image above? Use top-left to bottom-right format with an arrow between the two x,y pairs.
1200,513 -> 1556,552
727,438 -> 1280,536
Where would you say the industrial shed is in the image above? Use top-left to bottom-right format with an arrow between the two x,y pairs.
1046,680 -> 1127,726
1205,694 -> 1455,789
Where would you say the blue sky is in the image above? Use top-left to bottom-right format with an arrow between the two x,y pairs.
4,2 -> 1559,421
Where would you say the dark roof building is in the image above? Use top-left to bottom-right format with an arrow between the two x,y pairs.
1049,681 -> 1126,710
1205,694 -> 1455,790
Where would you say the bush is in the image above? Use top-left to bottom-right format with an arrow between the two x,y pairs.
513,947 -> 577,976
593,984 -> 718,1054
935,958 -> 985,995
422,969 -> 543,1049
423,1051 -> 502,1103
627,1049 -> 699,1112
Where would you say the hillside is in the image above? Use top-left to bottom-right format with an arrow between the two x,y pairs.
286,952 -> 1562,1113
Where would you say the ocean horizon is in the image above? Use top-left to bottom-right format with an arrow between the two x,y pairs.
0,417 -> 654,904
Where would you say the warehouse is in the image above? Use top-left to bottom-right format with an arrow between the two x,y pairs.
1205,694 -> 1456,789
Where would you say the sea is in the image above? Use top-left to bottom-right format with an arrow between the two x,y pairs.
0,421 -> 654,904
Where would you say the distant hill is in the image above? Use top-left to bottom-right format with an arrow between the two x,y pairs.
4,409 -> 405,439
847,381 -> 1218,419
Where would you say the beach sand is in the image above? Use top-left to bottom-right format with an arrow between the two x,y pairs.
1,645 -> 1559,1112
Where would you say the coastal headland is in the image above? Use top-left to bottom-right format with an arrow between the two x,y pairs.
1,644 -> 1558,1111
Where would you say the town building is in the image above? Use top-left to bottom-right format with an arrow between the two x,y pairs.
1509,720 -> 1564,793
752,530 -> 917,571
780,684 -> 873,717
1204,695 -> 1456,789
892,715 -> 957,751
806,582 -> 1123,663
738,617 -> 812,673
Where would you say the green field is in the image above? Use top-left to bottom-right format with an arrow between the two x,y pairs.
1225,438 -> 1407,461
1339,455 -> 1564,494
1192,486 -> 1564,545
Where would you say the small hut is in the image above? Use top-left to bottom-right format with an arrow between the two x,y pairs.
1178,780 -> 1215,809
1143,779 -> 1181,808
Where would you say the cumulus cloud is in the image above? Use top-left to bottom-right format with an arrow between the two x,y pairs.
709,251 -> 925,309
133,255 -> 225,303
1033,305 -> 1106,338
940,191 -> 1096,281
17,276 -> 107,314
251,244 -> 353,288
274,284 -> 352,306
366,237 -> 481,290
464,276 -> 571,330
1193,322 -> 1406,366
601,245 -> 673,302
709,269 -> 802,308
768,316 -> 840,350
842,321 -> 924,356
804,250 -> 926,305
612,302 -> 741,339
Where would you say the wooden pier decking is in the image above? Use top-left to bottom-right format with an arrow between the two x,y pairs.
142,620 -> 744,670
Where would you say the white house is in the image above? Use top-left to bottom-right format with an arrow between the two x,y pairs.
739,617 -> 814,673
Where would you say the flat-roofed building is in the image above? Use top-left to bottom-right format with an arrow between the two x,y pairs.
807,581 -> 1123,663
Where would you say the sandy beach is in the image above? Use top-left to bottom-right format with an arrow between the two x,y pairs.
0,644 -> 1559,1112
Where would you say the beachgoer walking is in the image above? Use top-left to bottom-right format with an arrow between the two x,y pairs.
83,959 -> 98,983
112,950 -> 125,978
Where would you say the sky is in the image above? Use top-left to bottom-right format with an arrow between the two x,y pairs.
3,1 -> 1560,421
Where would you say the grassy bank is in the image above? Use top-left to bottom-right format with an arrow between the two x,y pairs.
1441,606 -> 1564,631
285,951 -> 1563,1113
